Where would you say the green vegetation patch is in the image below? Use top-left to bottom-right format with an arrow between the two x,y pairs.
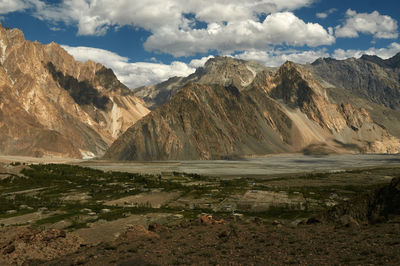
1,163 -> 398,228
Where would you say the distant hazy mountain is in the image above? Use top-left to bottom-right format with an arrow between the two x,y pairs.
0,25 -> 149,158
105,58 -> 400,161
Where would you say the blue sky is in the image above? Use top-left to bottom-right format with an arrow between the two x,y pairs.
0,0 -> 399,88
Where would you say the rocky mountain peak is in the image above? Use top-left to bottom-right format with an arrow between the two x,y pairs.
197,56 -> 264,89
309,53 -> 400,110
0,25 -> 150,158
0,24 -> 24,43
385,52 -> 400,68
279,60 -> 297,70
271,61 -> 327,108
203,56 -> 244,67
360,54 -> 382,61
359,52 -> 400,68
360,54 -> 390,68
133,56 -> 267,109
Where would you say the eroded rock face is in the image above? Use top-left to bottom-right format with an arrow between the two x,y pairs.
0,25 -> 149,158
105,58 -> 400,161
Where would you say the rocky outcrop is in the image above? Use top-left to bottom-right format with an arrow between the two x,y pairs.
0,227 -> 82,265
105,58 -> 400,161
309,53 -> 400,110
0,25 -> 149,158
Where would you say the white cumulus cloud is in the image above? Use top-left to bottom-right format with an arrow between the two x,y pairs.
0,0 -> 44,15
335,9 -> 398,39
0,0 -> 28,14
32,0 -> 316,33
316,8 -> 337,19
144,12 -> 335,57
28,0 -> 334,57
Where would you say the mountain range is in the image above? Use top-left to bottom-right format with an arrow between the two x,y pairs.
105,57 -> 400,160
1,24 -> 399,160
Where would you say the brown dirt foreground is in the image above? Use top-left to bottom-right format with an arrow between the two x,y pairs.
0,226 -> 82,265
14,216 -> 397,266
1,176 -> 399,265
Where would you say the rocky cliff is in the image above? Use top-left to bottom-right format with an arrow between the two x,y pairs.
0,25 -> 149,158
105,58 -> 400,160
